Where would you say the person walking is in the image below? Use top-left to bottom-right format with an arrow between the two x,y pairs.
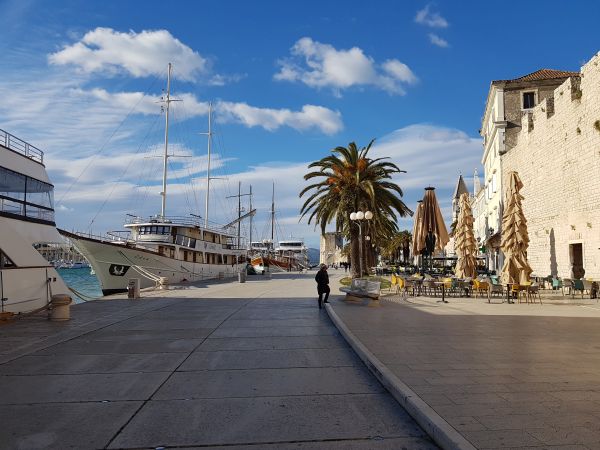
315,264 -> 330,309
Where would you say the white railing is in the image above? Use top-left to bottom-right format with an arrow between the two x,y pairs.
0,128 -> 44,164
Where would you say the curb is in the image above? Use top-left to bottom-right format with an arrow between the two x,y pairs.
326,302 -> 477,450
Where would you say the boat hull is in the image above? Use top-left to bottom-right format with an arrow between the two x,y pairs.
64,233 -> 245,295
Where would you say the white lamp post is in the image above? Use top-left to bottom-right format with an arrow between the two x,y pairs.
350,210 -> 373,277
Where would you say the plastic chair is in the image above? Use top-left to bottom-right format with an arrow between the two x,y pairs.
572,279 -> 585,299
527,283 -> 542,304
552,277 -> 562,290
562,279 -> 573,297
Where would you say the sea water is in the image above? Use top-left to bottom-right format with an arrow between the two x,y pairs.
57,268 -> 102,303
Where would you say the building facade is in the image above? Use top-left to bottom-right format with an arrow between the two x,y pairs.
319,232 -> 346,266
502,52 -> 600,279
475,67 -> 578,273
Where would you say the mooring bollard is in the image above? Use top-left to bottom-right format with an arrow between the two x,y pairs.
49,294 -> 73,321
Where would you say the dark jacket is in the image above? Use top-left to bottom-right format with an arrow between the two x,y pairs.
315,269 -> 329,286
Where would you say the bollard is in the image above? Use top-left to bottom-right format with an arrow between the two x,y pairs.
238,271 -> 246,283
127,278 -> 140,299
49,294 -> 73,321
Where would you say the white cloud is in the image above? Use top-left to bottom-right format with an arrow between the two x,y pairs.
428,33 -> 449,48
216,102 -> 343,134
48,28 -> 210,82
415,5 -> 449,28
274,37 -> 417,95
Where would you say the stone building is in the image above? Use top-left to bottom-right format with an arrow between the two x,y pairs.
501,52 -> 600,279
475,67 -> 579,272
319,232 -> 346,266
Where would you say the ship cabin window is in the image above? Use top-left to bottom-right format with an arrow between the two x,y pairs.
0,249 -> 16,268
174,234 -> 196,248
0,166 -> 54,222
522,91 -> 536,110
138,226 -> 171,235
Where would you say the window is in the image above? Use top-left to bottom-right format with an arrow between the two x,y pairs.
0,249 -> 16,268
0,166 -> 54,222
522,92 -> 535,109
492,174 -> 497,193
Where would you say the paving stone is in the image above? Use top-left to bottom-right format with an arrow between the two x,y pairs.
199,335 -> 348,351
210,325 -> 339,338
154,366 -> 383,400
0,353 -> 187,375
32,338 -> 204,355
0,401 -> 141,450
109,394 -> 429,448
180,348 -> 360,370
0,372 -> 170,404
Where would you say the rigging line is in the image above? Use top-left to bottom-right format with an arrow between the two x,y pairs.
87,111 -> 162,231
126,113 -> 163,213
58,75 -> 160,206
175,100 -> 201,214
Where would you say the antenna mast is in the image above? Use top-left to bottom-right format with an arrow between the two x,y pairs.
204,102 -> 212,228
271,182 -> 275,242
160,63 -> 172,218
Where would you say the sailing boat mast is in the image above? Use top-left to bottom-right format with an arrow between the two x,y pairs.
160,63 -> 173,218
270,182 -> 275,242
204,102 -> 212,229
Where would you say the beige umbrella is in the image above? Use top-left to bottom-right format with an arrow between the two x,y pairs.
454,192 -> 477,279
500,171 -> 532,285
415,187 -> 449,255
411,200 -> 424,257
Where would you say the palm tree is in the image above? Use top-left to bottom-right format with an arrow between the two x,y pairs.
300,140 -> 412,277
382,230 -> 412,263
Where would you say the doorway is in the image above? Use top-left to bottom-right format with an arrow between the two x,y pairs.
569,243 -> 584,279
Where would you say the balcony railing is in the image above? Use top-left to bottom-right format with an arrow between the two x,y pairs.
0,129 -> 44,164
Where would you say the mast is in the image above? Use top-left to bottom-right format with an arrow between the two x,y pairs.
271,182 -> 275,242
204,102 -> 212,229
249,185 -> 253,248
237,181 -> 241,248
160,63 -> 172,218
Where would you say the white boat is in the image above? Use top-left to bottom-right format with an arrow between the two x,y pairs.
275,237 -> 309,269
248,185 -> 308,271
0,128 -> 71,314
62,64 -> 246,295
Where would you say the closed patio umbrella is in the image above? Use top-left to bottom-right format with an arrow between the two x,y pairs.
416,187 -> 449,272
500,171 -> 532,285
411,200 -> 424,258
454,192 -> 477,279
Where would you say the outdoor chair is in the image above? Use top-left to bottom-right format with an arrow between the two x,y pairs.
403,278 -> 416,296
562,278 -> 573,296
527,283 -> 542,304
473,279 -> 489,298
422,279 -> 437,296
387,274 -> 399,294
552,277 -> 562,291
512,284 -> 528,303
572,279 -> 585,299
582,279 -> 593,298
457,279 -> 472,297
486,277 -> 504,301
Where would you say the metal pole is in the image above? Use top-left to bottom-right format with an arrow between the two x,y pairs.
249,185 -> 253,249
237,181 -> 241,249
358,221 -> 363,277
160,63 -> 172,218
204,102 -> 212,229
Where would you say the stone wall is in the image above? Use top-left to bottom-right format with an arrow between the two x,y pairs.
503,52 -> 600,278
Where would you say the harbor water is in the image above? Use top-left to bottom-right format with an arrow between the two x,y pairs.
57,268 -> 102,302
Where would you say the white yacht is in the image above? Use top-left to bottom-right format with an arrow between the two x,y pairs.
62,64 -> 246,295
275,238 -> 309,269
0,129 -> 71,314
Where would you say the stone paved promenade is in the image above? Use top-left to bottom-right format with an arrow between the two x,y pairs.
0,271 -> 436,449
329,279 -> 600,450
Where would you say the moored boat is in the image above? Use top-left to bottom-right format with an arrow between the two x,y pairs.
62,64 -> 246,295
0,128 -> 71,313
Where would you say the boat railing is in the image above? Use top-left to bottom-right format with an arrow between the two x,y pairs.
0,128 -> 44,164
68,230 -> 131,243
124,214 -> 237,235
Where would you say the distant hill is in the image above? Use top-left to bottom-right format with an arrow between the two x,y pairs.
307,248 -> 320,265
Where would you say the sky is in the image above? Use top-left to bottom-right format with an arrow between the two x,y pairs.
1,0 -> 599,248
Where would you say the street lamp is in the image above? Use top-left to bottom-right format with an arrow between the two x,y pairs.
350,210 -> 373,277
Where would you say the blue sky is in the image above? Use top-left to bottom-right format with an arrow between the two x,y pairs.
1,0 -> 599,248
